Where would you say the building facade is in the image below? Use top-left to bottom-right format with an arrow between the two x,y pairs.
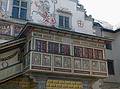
0,0 -> 110,89
93,22 -> 120,89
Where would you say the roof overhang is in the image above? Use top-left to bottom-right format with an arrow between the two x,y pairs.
18,22 -> 113,42
0,38 -> 26,53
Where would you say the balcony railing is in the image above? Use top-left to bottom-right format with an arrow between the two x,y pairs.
26,51 -> 108,78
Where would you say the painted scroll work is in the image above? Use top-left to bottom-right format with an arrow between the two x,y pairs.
32,0 -> 57,25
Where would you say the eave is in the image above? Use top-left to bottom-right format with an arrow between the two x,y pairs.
0,38 -> 26,53
17,22 -> 113,42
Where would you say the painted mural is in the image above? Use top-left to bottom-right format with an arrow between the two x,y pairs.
32,0 -> 57,25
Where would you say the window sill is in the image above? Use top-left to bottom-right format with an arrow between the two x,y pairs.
10,16 -> 29,21
58,26 -> 72,30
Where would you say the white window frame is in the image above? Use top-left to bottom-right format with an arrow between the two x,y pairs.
10,0 -> 31,20
57,12 -> 72,30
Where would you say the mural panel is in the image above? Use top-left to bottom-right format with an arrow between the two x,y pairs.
100,62 -> 107,72
92,61 -> 99,71
74,58 -> 81,69
54,56 -> 62,67
83,59 -> 90,70
32,53 -> 41,65
63,57 -> 71,68
42,54 -> 51,66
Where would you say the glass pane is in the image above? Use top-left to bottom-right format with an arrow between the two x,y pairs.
98,50 -> 103,59
13,0 -> 20,6
59,15 -> 64,27
88,48 -> 93,59
94,49 -> 98,59
21,1 -> 27,8
83,48 -> 89,58
12,7 -> 19,19
35,40 -> 47,53
48,42 -> 59,54
74,46 -> 83,57
60,44 -> 70,56
65,17 -> 69,28
20,8 -> 27,20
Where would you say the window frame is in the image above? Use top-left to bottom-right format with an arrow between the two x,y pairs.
74,46 -> 83,57
106,42 -> 112,50
60,44 -> 71,56
12,0 -> 28,20
57,12 -> 72,30
94,49 -> 103,60
48,42 -> 59,54
35,39 -> 47,53
107,59 -> 115,75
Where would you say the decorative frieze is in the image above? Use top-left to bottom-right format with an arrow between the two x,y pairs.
0,22 -> 23,36
31,52 -> 108,77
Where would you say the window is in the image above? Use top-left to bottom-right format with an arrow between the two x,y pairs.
88,48 -> 93,59
12,0 -> 27,20
83,48 -> 89,58
94,49 -> 103,59
106,42 -> 112,50
59,15 -> 70,29
83,48 -> 93,59
107,60 -> 115,75
74,46 -> 83,57
60,44 -> 70,56
36,40 -> 47,53
48,42 -> 59,54
83,80 -> 90,89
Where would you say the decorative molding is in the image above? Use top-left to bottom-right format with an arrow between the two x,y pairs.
77,20 -> 84,28
0,51 -> 18,61
57,7 -> 72,15
0,0 -> 8,18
